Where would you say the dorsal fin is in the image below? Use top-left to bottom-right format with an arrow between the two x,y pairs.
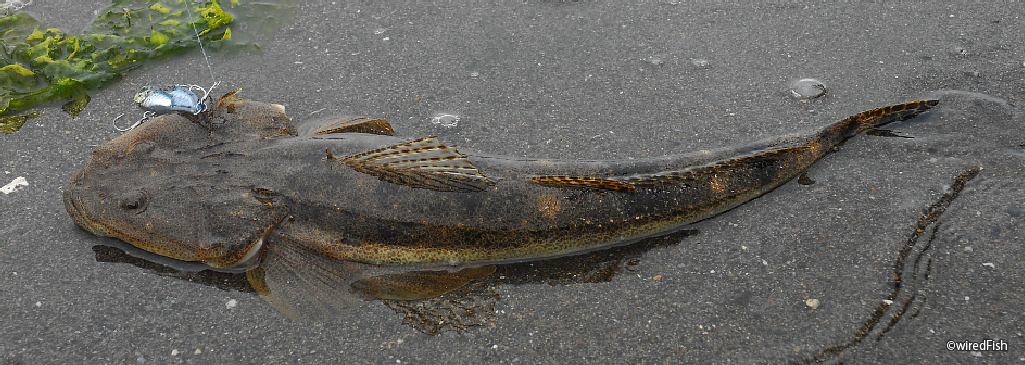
530,145 -> 818,192
342,137 -> 495,193
617,145 -> 816,186
531,176 -> 638,193
299,116 -> 395,136
687,145 -> 814,172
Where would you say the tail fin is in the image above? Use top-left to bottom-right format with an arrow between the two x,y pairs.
819,99 -> 939,147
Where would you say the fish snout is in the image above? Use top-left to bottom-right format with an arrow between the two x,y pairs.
63,187 -> 109,237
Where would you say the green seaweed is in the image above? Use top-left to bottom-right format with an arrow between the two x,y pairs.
62,92 -> 90,117
0,111 -> 39,134
0,0 -> 296,120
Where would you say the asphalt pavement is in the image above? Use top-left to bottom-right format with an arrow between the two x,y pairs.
1,2 -> 1023,364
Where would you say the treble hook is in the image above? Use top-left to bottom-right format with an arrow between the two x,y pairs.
174,81 -> 219,114
113,110 -> 156,132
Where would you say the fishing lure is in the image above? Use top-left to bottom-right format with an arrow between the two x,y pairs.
135,85 -> 207,114
113,83 -> 218,132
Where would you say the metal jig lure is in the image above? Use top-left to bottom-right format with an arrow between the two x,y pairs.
112,83 -> 218,132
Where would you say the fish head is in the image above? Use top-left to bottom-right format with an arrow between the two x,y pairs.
65,95 -> 294,269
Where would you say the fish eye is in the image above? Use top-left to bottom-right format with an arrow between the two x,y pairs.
118,191 -> 149,213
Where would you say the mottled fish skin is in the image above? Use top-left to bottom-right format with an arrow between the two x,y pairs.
64,93 -> 938,269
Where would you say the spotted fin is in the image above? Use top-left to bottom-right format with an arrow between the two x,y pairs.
299,116 -> 395,136
342,137 -> 495,192
531,175 -> 639,193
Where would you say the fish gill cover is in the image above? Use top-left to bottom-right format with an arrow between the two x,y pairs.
0,0 -> 297,130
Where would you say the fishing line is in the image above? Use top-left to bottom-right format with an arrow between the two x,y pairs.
184,2 -> 219,97
114,1 -> 220,131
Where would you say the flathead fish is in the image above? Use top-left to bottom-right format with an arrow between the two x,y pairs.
64,91 -> 937,317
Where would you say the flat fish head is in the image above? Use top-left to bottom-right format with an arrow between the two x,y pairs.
65,95 -> 293,269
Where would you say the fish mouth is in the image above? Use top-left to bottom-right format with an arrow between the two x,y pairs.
63,187 -> 109,237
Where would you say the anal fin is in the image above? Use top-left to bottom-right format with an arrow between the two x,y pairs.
350,266 -> 497,300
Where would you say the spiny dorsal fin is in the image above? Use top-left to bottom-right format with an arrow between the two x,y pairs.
531,175 -> 638,193
342,137 -> 495,193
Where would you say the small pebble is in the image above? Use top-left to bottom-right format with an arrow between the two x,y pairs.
643,56 -> 665,66
805,298 -> 820,309
194,349 -> 202,355
171,349 -> 179,356
1,176 -> 28,194
430,113 -> 460,128
34,301 -> 41,307
225,299 -> 238,309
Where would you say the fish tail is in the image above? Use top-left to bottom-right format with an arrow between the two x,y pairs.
818,99 -> 939,147
600,100 -> 939,192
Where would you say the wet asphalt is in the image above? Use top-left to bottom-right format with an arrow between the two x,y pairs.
2,2 -> 1023,364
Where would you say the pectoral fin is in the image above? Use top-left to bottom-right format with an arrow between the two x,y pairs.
350,266 -> 497,300
342,137 -> 496,192
299,116 -> 395,136
247,239 -> 367,321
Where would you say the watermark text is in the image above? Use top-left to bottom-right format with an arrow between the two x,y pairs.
946,339 -> 1008,352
